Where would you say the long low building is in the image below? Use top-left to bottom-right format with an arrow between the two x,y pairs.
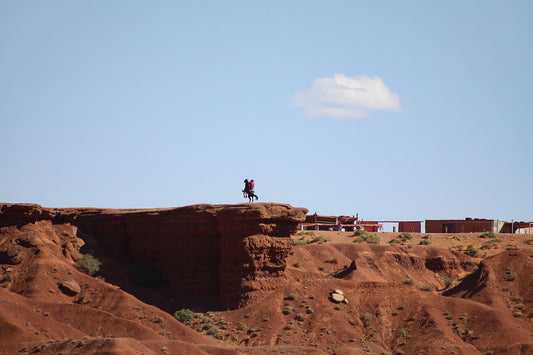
425,218 -> 497,233
425,219 -> 533,234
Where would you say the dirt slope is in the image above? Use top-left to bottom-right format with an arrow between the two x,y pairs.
0,221 -> 240,355
192,231 -> 533,354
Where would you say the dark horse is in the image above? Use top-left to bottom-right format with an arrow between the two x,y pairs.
243,189 -> 258,203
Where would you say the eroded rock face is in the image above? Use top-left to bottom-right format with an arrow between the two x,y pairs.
0,204 -> 56,228
0,203 -> 308,309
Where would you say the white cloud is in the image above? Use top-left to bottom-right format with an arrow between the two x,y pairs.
289,74 -> 401,118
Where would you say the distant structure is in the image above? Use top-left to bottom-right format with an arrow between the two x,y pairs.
398,221 -> 422,233
299,214 -> 426,233
300,213 -> 388,233
298,214 -> 532,234
425,218 -> 497,234
425,218 -> 533,234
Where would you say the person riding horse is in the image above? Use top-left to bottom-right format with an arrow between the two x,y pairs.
242,179 -> 258,202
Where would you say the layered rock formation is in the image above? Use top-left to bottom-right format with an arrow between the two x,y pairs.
0,203 -> 308,309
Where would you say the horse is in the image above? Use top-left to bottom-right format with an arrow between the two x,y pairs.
243,189 -> 258,203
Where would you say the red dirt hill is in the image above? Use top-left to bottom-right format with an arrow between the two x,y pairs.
1,203 -> 533,354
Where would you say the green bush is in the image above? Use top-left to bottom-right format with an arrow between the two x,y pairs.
444,276 -> 455,288
282,306 -> 294,315
354,233 -> 380,244
404,278 -> 414,286
361,312 -> 372,327
464,245 -> 479,257
287,293 -> 298,301
311,235 -> 329,244
78,254 -> 101,275
174,308 -> 196,325
297,231 -> 316,236
480,231 -> 495,239
398,232 -> 412,242
353,229 -> 367,237
421,285 -> 433,292
366,234 -> 381,244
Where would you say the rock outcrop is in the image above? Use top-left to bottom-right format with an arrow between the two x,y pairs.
0,203 -> 308,309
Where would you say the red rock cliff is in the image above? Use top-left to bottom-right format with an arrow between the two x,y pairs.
0,203 -> 308,309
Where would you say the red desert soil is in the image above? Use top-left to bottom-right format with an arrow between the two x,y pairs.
1,205 -> 533,355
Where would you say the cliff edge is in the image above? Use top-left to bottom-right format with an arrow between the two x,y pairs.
0,203 -> 308,309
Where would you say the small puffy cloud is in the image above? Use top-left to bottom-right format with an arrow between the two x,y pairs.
290,74 -> 401,118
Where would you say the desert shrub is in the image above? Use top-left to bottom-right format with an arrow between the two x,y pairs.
464,245 -> 479,257
366,234 -> 381,244
480,231 -> 495,239
174,308 -> 196,325
353,229 -> 367,237
309,235 -> 329,244
287,293 -> 298,301
404,278 -> 414,286
306,305 -> 314,314
294,239 -> 309,246
481,240 -> 498,250
293,262 -> 300,268
453,324 -> 464,336
361,313 -> 372,327
202,320 -> 222,338
524,239 -> 533,245
420,239 -> 431,245
398,232 -> 412,242
354,233 -> 380,244
295,313 -> 305,321
78,254 -> 101,275
297,231 -> 316,236
282,306 -> 294,315
396,327 -> 408,338
421,285 -> 433,292
0,273 -> 11,288
335,305 -> 343,311
389,238 -> 400,246
444,275 -> 455,288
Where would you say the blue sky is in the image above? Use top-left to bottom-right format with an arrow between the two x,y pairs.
1,1 -> 532,224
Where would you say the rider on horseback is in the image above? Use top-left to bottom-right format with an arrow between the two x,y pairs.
242,179 -> 258,202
